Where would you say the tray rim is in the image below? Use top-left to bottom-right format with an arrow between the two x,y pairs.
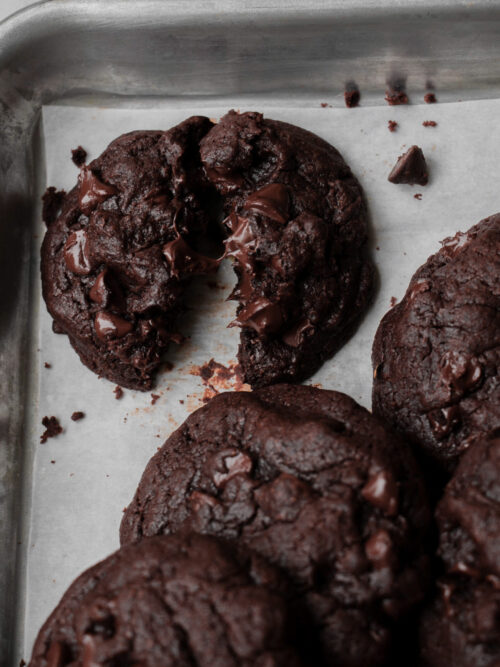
3,1 -> 500,665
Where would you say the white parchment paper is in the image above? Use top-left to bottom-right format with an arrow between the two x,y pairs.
20,98 -> 500,659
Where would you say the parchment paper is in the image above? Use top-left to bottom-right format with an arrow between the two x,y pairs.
21,97 -> 500,658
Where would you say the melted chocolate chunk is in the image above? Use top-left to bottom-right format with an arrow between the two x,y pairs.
282,319 -> 314,348
232,297 -> 283,335
361,470 -> 399,516
365,529 -> 394,569
242,183 -> 290,223
388,145 -> 428,186
94,311 -> 133,340
63,229 -> 91,275
78,166 -> 117,216
162,236 -> 220,279
211,450 -> 253,487
427,405 -> 461,439
224,216 -> 256,273
89,269 -> 111,306
440,350 -> 483,396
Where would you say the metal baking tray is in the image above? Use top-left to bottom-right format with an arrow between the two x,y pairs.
3,1 -> 500,664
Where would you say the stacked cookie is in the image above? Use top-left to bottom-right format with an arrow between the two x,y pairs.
30,385 -> 432,666
120,385 -> 431,666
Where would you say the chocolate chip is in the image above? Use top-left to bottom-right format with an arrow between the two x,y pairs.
94,311 -> 133,340
388,145 -> 428,186
78,166 -> 117,216
63,229 -> 91,275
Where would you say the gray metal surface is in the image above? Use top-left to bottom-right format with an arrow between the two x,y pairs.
2,1 -> 500,664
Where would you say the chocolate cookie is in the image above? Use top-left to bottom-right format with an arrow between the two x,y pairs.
120,384 -> 430,666
41,118 -> 218,390
201,110 -> 373,388
372,215 -> 500,470
29,533 -> 300,667
420,577 -> 500,667
42,111 -> 372,390
436,432 -> 500,578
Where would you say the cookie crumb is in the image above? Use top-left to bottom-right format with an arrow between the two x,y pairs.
71,145 -> 87,167
320,102 -> 330,108
390,296 -> 398,307
40,416 -> 63,444
151,393 -> 160,405
44,362 -> 51,369
388,120 -> 398,132
414,193 -> 423,200
114,386 -> 123,399
50,460 -> 55,464
424,92 -> 437,104
179,399 -> 184,404
71,411 -> 85,421
423,120 -> 437,127
52,321 -> 64,334
344,86 -> 360,108
385,88 -> 409,106
42,187 -> 66,226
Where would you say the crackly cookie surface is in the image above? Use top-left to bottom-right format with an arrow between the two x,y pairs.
120,384 -> 430,666
29,533 -> 300,667
372,215 -> 500,471
42,111 -> 372,390
420,577 -> 500,667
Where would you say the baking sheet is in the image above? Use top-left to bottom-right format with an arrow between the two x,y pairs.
19,97 -> 500,660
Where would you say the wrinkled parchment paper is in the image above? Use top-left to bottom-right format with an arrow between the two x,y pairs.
20,97 -> 500,658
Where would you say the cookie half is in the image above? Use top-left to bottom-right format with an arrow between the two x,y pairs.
41,118 -> 217,390
202,110 -> 373,387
